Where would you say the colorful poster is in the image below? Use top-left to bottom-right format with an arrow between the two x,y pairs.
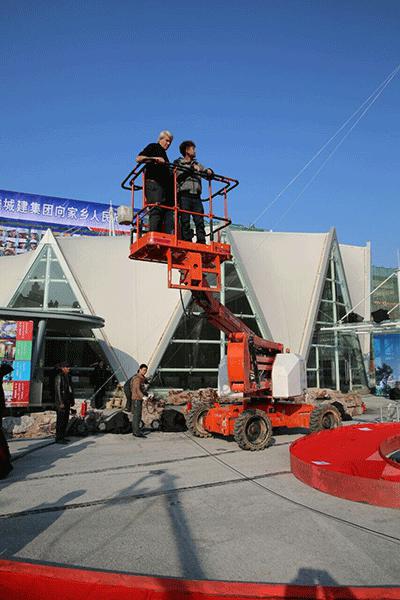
0,320 -> 34,407
0,225 -> 46,256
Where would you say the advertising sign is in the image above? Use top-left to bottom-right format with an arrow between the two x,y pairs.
0,320 -> 34,407
0,189 -> 129,234
0,225 -> 46,256
373,333 -> 400,393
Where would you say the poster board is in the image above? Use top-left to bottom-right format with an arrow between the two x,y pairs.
0,320 -> 34,407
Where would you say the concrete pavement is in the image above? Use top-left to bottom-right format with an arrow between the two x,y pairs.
1,396 -> 399,587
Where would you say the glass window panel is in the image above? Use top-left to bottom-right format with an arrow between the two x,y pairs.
318,346 -> 336,389
328,260 -> 335,280
160,342 -> 220,369
335,283 -> 344,304
224,262 -> 242,288
317,301 -> 334,323
46,327 -> 95,338
11,280 -> 45,309
50,260 -> 67,280
307,370 -> 317,387
174,313 -> 220,340
47,281 -> 80,310
28,260 -> 47,280
337,304 -> 346,320
225,289 -> 252,314
312,330 -> 334,346
322,279 -> 333,301
152,371 -> 218,390
307,346 -> 316,368
44,339 -> 100,368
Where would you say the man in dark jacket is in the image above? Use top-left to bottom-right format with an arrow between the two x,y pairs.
136,130 -> 174,234
130,364 -> 149,438
0,362 -> 13,478
174,141 -> 213,244
54,362 -> 75,444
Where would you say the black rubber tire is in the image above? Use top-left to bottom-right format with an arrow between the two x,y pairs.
309,403 -> 341,433
186,403 -> 212,438
151,419 -> 160,430
233,409 -> 272,451
331,401 -> 352,421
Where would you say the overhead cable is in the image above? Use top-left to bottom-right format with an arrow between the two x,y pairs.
272,68 -> 400,228
249,62 -> 400,229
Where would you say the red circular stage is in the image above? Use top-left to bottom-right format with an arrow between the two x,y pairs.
290,423 -> 400,508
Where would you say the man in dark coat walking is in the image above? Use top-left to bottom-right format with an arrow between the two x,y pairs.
0,362 -> 13,478
54,362 -> 75,444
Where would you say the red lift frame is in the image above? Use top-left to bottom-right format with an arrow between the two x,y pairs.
121,163 -> 238,292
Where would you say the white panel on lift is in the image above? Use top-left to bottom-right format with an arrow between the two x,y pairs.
272,353 -> 307,398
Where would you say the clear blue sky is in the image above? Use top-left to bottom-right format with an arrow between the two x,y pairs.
1,0 -> 399,266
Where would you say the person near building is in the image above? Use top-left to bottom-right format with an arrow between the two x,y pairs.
136,130 -> 174,234
54,362 -> 75,444
0,362 -> 13,478
130,364 -> 149,438
91,360 -> 110,409
174,141 -> 213,244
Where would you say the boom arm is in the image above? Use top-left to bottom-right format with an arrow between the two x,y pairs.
192,288 -> 283,397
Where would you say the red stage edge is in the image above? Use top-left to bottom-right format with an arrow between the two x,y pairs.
290,424 -> 400,509
1,560 -> 400,600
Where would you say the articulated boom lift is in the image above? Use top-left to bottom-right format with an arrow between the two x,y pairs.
119,163 -> 342,450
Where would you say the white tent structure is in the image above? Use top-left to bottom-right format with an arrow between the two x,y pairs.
0,227 -> 370,403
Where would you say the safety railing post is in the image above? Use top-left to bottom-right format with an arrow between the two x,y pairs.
141,171 -> 147,239
209,179 -> 214,242
223,189 -> 228,221
173,167 -> 178,245
130,182 -> 135,243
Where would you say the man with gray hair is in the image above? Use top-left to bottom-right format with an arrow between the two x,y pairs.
136,131 -> 174,233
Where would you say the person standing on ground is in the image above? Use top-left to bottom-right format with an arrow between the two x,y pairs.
91,360 -> 110,409
0,362 -> 13,478
54,362 -> 75,444
136,131 -> 174,234
130,364 -> 149,439
174,141 -> 213,244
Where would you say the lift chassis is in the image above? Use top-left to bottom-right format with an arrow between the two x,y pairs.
185,287 -> 341,451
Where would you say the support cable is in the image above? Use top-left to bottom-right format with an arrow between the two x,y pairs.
272,68 -> 400,228
249,62 -> 400,229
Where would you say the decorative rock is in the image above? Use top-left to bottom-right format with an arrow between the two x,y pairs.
3,412 -> 56,438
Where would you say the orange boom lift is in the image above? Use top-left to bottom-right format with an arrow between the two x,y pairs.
119,163 -> 342,450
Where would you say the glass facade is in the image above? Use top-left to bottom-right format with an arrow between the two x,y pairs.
7,243 -> 112,403
152,259 -> 263,390
306,246 -> 367,391
9,245 -> 82,312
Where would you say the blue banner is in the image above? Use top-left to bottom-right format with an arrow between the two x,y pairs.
373,334 -> 400,381
0,189 -> 129,232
